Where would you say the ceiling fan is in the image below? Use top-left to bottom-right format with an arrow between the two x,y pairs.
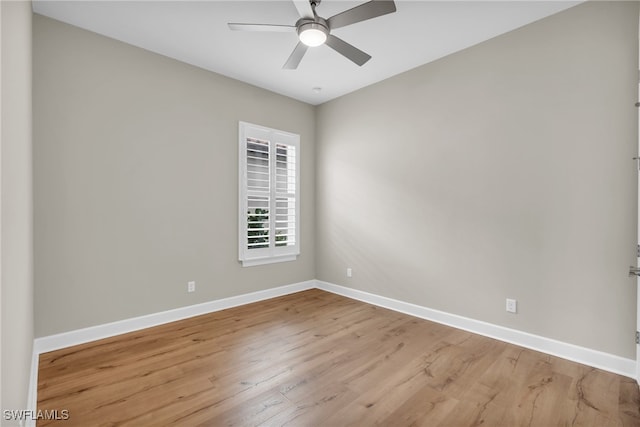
228,0 -> 397,69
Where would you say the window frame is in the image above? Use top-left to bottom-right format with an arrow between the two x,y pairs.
238,121 -> 300,267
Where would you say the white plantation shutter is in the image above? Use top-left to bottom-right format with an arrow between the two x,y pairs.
275,143 -> 297,248
239,122 -> 300,266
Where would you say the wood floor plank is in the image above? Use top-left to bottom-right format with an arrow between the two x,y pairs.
37,289 -> 640,426
262,382 -> 361,427
620,376 -> 640,427
378,383 -> 460,426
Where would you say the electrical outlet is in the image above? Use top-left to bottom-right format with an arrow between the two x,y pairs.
187,281 -> 196,293
506,298 -> 517,313
346,267 -> 352,278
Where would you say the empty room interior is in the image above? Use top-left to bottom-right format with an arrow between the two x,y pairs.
2,0 -> 640,425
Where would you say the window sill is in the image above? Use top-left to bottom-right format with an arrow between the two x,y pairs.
241,254 -> 298,267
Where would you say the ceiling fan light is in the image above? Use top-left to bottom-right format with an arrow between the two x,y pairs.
298,23 -> 328,47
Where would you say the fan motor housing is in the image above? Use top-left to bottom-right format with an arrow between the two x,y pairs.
296,17 -> 329,34
296,17 -> 329,46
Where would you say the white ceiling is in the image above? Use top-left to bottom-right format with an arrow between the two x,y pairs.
32,0 -> 582,105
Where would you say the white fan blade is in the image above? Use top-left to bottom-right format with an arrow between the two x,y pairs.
292,0 -> 314,19
283,42 -> 309,69
228,23 -> 295,32
328,1 -> 396,30
325,35 -> 371,66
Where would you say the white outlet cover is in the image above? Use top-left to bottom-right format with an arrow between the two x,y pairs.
506,298 -> 517,313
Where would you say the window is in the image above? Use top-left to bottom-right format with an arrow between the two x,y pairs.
239,121 -> 300,266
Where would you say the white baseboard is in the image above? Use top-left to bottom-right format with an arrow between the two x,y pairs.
315,280 -> 637,379
28,278 -> 636,415
33,280 -> 315,355
28,280 -> 316,420
24,347 -> 39,427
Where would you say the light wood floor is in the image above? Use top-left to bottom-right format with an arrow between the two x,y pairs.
38,289 -> 640,426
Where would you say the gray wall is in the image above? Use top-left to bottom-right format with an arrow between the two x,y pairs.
1,0 -> 34,419
33,15 -> 316,337
33,1 -> 639,362
316,1 -> 639,358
